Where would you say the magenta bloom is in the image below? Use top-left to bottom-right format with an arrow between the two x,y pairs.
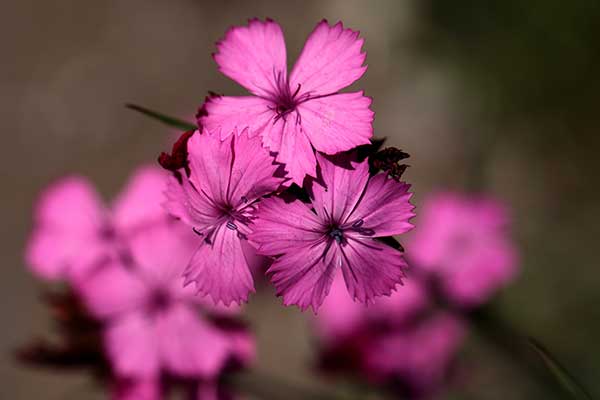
26,166 -> 168,281
251,153 -> 415,312
315,272 -> 430,343
364,312 -> 465,393
164,130 -> 284,305
315,274 -> 465,396
77,223 -> 254,381
112,380 -> 160,400
200,19 -> 374,185
408,192 -> 519,307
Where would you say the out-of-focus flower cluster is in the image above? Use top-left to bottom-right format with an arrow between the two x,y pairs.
313,191 -> 519,398
23,166 -> 254,399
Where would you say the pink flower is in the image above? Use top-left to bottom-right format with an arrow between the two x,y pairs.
364,312 -> 465,393
315,274 -> 465,396
164,130 -> 284,305
25,166 -> 168,281
408,192 -> 519,307
200,19 -> 374,185
77,222 -> 255,381
251,153 -> 415,312
315,272 -> 430,343
111,379 -> 160,400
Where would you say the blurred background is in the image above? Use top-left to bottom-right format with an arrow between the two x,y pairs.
2,0 -> 599,398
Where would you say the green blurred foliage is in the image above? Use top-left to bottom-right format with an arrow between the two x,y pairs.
422,0 -> 600,147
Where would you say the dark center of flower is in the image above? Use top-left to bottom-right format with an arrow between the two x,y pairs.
328,226 -> 345,244
148,289 -> 171,313
447,232 -> 472,255
192,203 -> 251,243
269,70 -> 311,124
98,223 -> 116,242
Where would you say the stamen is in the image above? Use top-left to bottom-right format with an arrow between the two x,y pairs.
292,83 -> 302,99
358,228 -> 375,236
349,219 -> 376,236
192,227 -> 204,237
237,231 -> 248,240
352,219 -> 364,228
329,228 -> 344,244
226,221 -> 238,230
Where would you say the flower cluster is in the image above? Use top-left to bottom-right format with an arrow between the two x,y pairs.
24,166 -> 254,399
164,18 -> 415,312
20,17 -> 523,400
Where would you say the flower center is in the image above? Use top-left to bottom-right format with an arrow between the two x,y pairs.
192,204 -> 251,243
328,226 -> 345,244
269,71 -> 311,124
148,289 -> 171,313
98,223 -> 116,242
447,232 -> 472,256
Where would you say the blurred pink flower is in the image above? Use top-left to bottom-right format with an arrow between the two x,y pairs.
251,153 -> 414,312
78,222 -> 255,381
200,19 -> 374,185
25,166 -> 168,281
315,274 -> 465,396
112,379 -> 160,400
364,312 -> 465,392
315,272 -> 430,343
164,130 -> 284,306
408,192 -> 519,307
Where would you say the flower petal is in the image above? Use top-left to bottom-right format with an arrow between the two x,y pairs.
157,304 -> 230,378
290,20 -> 367,95
313,272 -> 365,341
251,196 -> 323,255
200,95 -> 275,140
213,19 -> 287,98
275,115 -> 317,185
441,239 -> 518,307
184,226 -> 255,306
298,92 -> 373,154
33,176 -> 106,231
268,240 -> 338,312
76,259 -> 148,320
112,165 -> 169,234
227,132 -> 283,207
164,175 -> 222,231
26,176 -> 108,280
104,312 -> 160,378
349,173 -> 415,237
339,237 -> 408,303
310,153 -> 369,224
26,229 -> 108,281
186,130 -> 282,208
127,223 -> 197,286
187,131 -> 232,205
